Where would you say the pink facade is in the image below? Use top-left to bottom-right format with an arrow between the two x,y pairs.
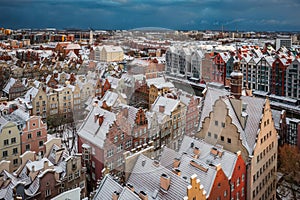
185,96 -> 200,136
21,116 -> 47,156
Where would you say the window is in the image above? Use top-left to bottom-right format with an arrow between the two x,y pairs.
208,132 -> 211,137
4,139 -> 9,146
214,134 -> 218,139
11,137 -> 16,144
242,174 -> 245,182
39,141 -> 44,147
26,144 -> 30,151
227,138 -> 231,144
125,140 -> 132,149
28,134 -> 32,139
215,120 -> 218,126
231,183 -> 234,191
79,181 -> 85,189
74,170 -> 80,179
13,159 -> 18,165
221,136 -> 224,141
13,148 -> 18,155
117,144 -> 123,152
3,151 -> 8,157
92,172 -> 96,180
117,156 -> 123,167
114,135 -> 118,143
121,133 -> 124,140
37,131 -> 41,137
237,178 -> 240,186
222,122 -> 225,128
107,149 -> 114,157
45,189 -> 51,197
224,190 -> 227,197
68,174 -> 73,182
242,187 -> 244,196
237,192 -> 240,200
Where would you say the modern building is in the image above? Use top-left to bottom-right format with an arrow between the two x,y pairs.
286,118 -> 300,150
276,36 -> 292,51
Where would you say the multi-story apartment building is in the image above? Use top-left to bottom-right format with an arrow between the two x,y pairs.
147,77 -> 174,107
2,77 -> 26,101
23,86 -> 48,119
285,59 -> 300,99
0,116 -> 22,171
196,68 -> 278,200
190,50 -> 204,82
13,109 -> 47,156
54,86 -> 74,119
286,118 -> 300,150
178,92 -> 201,136
93,45 -> 124,62
166,46 -> 206,82
151,96 -> 186,150
47,91 -> 59,117
276,36 -> 292,50
67,84 -> 82,120
270,57 -> 290,96
77,106 -> 123,190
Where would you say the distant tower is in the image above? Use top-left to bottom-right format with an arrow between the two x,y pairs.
89,30 -> 93,45
230,62 -> 243,99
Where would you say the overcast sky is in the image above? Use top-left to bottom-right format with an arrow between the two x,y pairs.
1,0 -> 300,31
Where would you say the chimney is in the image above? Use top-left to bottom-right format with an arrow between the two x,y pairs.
112,191 -> 119,200
159,105 -> 165,113
139,191 -> 148,200
172,168 -> 181,176
230,62 -> 243,99
193,147 -> 200,156
127,183 -> 134,192
94,113 -> 99,122
44,160 -> 49,170
160,173 -> 171,192
173,158 -> 181,168
98,115 -> 104,126
31,165 -> 35,172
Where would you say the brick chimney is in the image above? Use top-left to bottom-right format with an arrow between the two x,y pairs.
172,168 -> 181,176
127,183 -> 134,192
193,147 -> 200,156
159,105 -> 165,113
112,191 -> 119,200
139,191 -> 148,200
44,160 -> 49,170
160,173 -> 171,192
173,158 -> 181,168
98,115 -> 104,126
230,62 -> 243,99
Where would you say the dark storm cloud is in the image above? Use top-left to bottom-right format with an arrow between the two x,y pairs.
0,0 -> 299,31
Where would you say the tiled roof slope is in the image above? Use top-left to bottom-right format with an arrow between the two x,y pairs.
77,105 -> 116,148
93,175 -> 123,200
178,136 -> 238,179
160,147 -> 218,198
127,154 -> 189,200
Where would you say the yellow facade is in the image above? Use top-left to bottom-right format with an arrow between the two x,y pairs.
0,121 -> 21,172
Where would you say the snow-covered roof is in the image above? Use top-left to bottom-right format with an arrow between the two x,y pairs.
151,96 -> 180,116
78,106 -> 116,148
